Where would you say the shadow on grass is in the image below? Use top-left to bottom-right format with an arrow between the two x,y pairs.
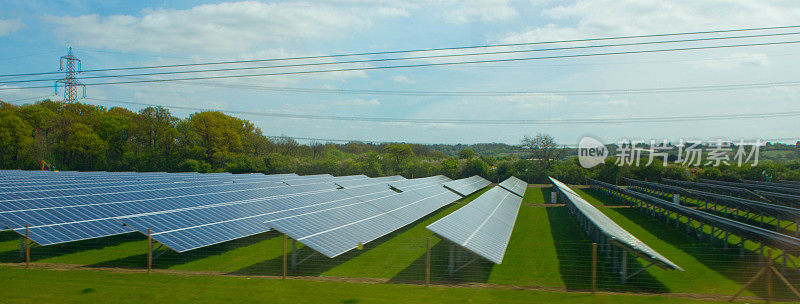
0,232 -> 144,263
607,203 -> 800,299
89,232 -> 280,269
579,188 -> 627,206
232,204 -> 456,277
545,205 -> 668,293
388,240 -> 493,283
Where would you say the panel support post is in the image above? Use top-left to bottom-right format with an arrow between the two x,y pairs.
425,238 -> 431,286
591,243 -> 597,294
448,243 -> 455,276
147,229 -> 152,274
620,250 -> 628,284
673,193 -> 680,204
282,233 -> 288,280
25,225 -> 30,269
19,236 -> 24,260
740,239 -> 746,258
291,239 -> 297,270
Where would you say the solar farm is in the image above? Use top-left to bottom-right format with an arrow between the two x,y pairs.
3,170 -> 800,302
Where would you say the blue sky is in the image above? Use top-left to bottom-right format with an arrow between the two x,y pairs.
1,0 -> 800,145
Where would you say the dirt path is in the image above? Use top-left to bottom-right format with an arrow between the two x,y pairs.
0,262 -> 775,303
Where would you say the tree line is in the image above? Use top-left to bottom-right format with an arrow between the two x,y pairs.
1,100 -> 798,184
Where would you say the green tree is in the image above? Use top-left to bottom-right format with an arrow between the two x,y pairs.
129,106 -> 179,171
60,123 -> 108,170
521,133 -> 564,170
458,148 -> 475,159
385,143 -> 414,170
0,112 -> 34,167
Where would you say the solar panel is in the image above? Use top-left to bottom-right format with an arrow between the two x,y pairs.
553,177 -> 681,271
442,175 -> 491,196
334,175 -> 406,188
700,179 -> 800,196
118,185 -> 347,252
426,186 -> 522,264
0,175 -> 298,201
591,178 -> 800,256
625,178 -> 800,222
0,172 -> 284,192
0,180 -> 339,246
498,176 -> 527,197
265,183 -> 461,258
388,175 -> 452,192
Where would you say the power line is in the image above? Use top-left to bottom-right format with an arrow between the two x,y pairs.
85,97 -> 800,125
5,39 -> 800,91
76,66 -> 800,97
3,97 -> 796,146
2,24 -> 800,78
0,95 -> 54,104
5,30 -> 800,85
85,75 -> 800,96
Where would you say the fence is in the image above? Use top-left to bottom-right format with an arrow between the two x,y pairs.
4,227 -> 800,302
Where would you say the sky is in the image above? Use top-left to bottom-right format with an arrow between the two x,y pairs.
1,0 -> 800,146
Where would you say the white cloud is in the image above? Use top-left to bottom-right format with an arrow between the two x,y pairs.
604,99 -> 633,107
391,75 -> 416,84
47,1 -> 406,55
442,0 -> 518,24
693,52 -> 770,70
338,98 -> 381,107
0,19 -> 23,36
493,94 -> 567,110
502,0 -> 800,42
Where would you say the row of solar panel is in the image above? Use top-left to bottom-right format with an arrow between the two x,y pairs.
591,178 -> 800,256
427,176 -> 527,264
442,175 -> 491,196
0,172 -> 371,245
551,177 -> 681,270
1,170 -> 513,261
0,170 -> 477,259
625,178 -> 800,222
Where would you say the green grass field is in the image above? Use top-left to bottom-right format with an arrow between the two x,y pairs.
0,185 -> 795,302
0,266 -> 728,304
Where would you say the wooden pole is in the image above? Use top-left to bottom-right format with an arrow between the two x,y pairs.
425,238 -> 431,286
25,225 -> 30,269
147,229 -> 152,274
730,267 -> 768,302
591,243 -> 597,294
767,249 -> 773,304
282,234 -> 287,280
771,266 -> 800,299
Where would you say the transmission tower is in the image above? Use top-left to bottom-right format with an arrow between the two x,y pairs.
55,47 -> 85,103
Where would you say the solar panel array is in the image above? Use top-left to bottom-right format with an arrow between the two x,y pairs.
0,171 -> 360,246
119,183 -> 344,252
334,175 -> 405,189
427,176 -> 527,264
1,170 -> 491,260
388,175 -> 452,192
266,182 -> 461,258
441,175 -> 491,196
626,178 -> 800,223
591,178 -> 800,256
551,177 -> 681,270
498,176 -> 526,197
